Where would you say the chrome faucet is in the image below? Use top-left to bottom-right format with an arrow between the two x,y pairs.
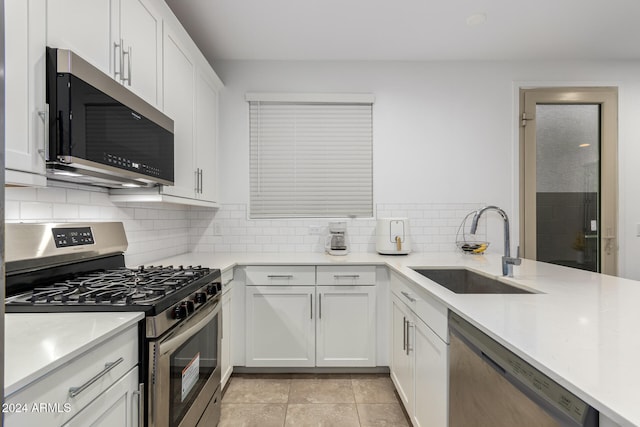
470,206 -> 521,277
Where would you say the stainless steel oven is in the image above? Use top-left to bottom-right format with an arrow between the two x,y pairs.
148,291 -> 222,427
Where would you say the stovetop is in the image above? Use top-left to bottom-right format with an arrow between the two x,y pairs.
5,265 -> 221,315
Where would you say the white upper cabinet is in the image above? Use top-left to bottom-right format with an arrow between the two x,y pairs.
46,0 -> 115,76
160,26 -> 196,200
47,0 -> 162,108
109,0 -> 223,206
119,0 -> 163,106
194,68 -> 220,203
4,0 -> 48,186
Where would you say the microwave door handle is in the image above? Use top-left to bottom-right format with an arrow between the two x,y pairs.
159,300 -> 220,355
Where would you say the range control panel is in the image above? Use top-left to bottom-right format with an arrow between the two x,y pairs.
52,227 -> 95,248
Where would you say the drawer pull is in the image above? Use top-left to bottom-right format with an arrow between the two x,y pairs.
267,275 -> 294,279
68,357 -> 124,398
333,275 -> 360,279
401,291 -> 416,302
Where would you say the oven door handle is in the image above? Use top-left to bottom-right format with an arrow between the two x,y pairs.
159,299 -> 220,355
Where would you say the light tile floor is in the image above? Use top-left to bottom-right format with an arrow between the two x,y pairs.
218,374 -> 411,427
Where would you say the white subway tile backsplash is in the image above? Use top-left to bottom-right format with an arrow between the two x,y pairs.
6,186 -> 195,266
190,203 -> 486,255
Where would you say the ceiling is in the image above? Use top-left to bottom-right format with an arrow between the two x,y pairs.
165,0 -> 640,63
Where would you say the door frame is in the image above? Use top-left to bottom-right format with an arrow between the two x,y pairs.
519,87 -> 618,275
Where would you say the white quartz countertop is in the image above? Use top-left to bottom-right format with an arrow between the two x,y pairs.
4,312 -> 144,396
146,251 -> 640,426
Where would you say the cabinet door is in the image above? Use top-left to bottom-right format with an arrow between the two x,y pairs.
63,367 -> 140,427
316,286 -> 376,367
414,319 -> 448,427
5,0 -> 47,185
245,286 -> 315,367
119,0 -> 162,107
161,26 -> 195,199
194,69 -> 219,202
47,0 -> 117,77
390,296 -> 414,413
221,285 -> 233,388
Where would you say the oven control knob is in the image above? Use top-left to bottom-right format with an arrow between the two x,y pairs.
173,304 -> 188,319
207,284 -> 220,296
194,292 -> 207,304
185,300 -> 195,314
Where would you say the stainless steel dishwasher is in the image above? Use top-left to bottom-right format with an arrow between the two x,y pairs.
449,312 -> 599,427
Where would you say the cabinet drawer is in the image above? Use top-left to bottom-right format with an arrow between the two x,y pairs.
317,266 -> 376,286
391,271 -> 448,343
391,271 -> 418,310
4,325 -> 139,427
245,265 -> 316,286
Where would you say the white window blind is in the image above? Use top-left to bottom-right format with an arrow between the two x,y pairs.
249,99 -> 373,218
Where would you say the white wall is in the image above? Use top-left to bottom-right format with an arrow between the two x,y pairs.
213,59 -> 640,280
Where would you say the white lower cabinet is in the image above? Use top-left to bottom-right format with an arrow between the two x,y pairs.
63,367 -> 140,427
391,295 -> 414,409
390,273 -> 448,427
316,286 -> 376,367
4,324 -> 141,427
243,265 -> 378,368
413,317 -> 448,427
245,285 -> 315,367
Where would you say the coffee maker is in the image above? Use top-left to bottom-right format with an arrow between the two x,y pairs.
325,221 -> 349,256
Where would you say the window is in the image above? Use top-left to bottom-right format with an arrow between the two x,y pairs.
247,93 -> 374,218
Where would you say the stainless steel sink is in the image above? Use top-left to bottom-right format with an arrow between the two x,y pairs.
410,268 -> 534,294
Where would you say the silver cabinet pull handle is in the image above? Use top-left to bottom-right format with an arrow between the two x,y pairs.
310,294 -> 313,319
37,106 -> 49,161
123,45 -> 132,86
69,357 -> 124,398
406,323 -> 414,355
333,275 -> 360,279
319,293 -> 322,319
199,169 -> 203,194
267,275 -> 294,279
132,383 -> 144,427
401,291 -> 416,302
113,40 -> 122,81
402,316 -> 407,350
194,169 -> 199,192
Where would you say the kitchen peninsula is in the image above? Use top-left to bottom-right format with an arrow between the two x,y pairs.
148,251 -> 640,427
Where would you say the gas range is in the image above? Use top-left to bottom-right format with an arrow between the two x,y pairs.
4,222 -> 221,337
4,222 -> 224,427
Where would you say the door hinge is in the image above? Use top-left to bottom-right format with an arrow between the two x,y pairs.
521,112 -> 534,127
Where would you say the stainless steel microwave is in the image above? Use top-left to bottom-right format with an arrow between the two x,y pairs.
46,47 -> 174,188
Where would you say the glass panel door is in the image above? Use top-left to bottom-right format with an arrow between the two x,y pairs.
535,104 -> 600,272
520,87 -> 618,275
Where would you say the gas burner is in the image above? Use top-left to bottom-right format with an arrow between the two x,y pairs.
7,264 -> 215,309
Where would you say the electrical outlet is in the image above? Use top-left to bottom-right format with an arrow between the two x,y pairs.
213,222 -> 223,236
308,225 -> 322,235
